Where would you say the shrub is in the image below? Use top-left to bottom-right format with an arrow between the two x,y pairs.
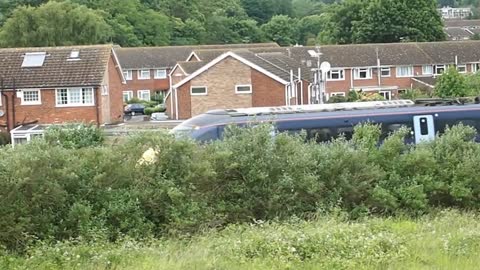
0,132 -> 10,145
327,95 -> 347,103
435,66 -> 468,98
143,106 -> 163,115
44,123 -> 104,149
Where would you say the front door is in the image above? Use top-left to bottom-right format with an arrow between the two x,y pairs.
413,115 -> 435,144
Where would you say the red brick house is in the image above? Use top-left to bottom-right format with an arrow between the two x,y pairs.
0,45 -> 125,133
166,50 -> 311,120
115,43 -> 279,103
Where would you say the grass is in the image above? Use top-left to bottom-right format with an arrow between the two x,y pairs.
2,210 -> 480,270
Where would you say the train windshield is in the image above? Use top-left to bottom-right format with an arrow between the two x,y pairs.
170,111 -> 228,138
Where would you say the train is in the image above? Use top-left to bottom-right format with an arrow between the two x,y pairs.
170,99 -> 480,144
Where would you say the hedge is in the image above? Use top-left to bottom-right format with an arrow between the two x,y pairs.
1,123 -> 480,252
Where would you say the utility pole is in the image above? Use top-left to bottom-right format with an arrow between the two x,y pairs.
309,45 -> 330,104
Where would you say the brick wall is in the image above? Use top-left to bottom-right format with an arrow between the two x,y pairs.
189,57 -> 252,116
107,56 -> 125,124
251,69 -> 285,107
0,88 -> 98,130
122,68 -> 170,100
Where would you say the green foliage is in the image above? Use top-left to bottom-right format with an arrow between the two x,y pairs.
3,123 -> 480,253
319,0 -> 445,44
465,71 -> 480,96
0,132 -> 9,145
143,106 -> 165,115
327,95 -> 347,103
399,89 -> 431,100
261,15 -> 298,46
435,66 -> 468,97
0,1 -> 112,47
44,123 -> 104,149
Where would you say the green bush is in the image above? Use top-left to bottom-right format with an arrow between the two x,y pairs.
143,106 -> 165,115
44,123 -> 104,149
2,123 -> 480,252
0,132 -> 9,145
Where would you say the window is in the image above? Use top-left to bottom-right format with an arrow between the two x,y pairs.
138,69 -> 151,80
21,89 -> 41,105
138,90 -> 151,101
154,69 -> 167,79
422,65 -> 433,75
123,90 -> 133,102
327,69 -> 345,81
379,90 -> 391,100
330,92 -> 346,97
457,64 -> 467,73
419,117 -> 429,135
434,64 -> 446,75
396,65 -> 413,77
101,85 -> 108,96
69,50 -> 79,58
191,86 -> 207,95
56,88 -> 94,106
22,52 -> 46,67
472,63 -> 480,73
380,67 -> 391,77
353,68 -> 372,79
235,84 -> 252,94
123,70 -> 132,80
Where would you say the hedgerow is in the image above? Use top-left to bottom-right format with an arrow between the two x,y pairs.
1,123 -> 480,252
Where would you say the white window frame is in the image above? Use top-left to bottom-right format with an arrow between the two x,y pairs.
353,67 -> 372,80
330,92 -> 346,97
327,69 -> 345,81
457,64 -> 467,73
472,63 -> 480,73
123,90 -> 134,102
137,90 -> 151,101
154,69 -> 167,79
380,67 -> 391,77
396,65 -> 414,77
20,89 -> 41,105
55,87 -> 95,107
138,69 -> 151,80
123,70 -> 132,80
422,65 -> 433,75
190,86 -> 207,96
434,64 -> 446,75
379,90 -> 392,100
235,84 -> 252,94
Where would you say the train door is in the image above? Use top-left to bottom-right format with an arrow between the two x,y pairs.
413,115 -> 435,144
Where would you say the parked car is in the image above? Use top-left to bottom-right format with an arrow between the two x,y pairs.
124,103 -> 145,115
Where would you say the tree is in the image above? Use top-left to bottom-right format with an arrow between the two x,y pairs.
261,15 -> 298,46
292,0 -> 324,18
435,67 -> 468,98
0,1 -> 111,47
297,15 -> 325,45
318,0 -> 364,44
240,0 -> 292,24
353,0 -> 445,43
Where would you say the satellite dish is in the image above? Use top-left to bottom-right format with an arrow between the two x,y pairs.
0,110 -> 4,117
320,61 -> 331,73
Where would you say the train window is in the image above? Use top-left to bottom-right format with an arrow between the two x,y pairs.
337,126 -> 354,140
308,128 -> 333,142
419,117 -> 429,135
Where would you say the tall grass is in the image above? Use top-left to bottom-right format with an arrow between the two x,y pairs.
1,210 -> 479,270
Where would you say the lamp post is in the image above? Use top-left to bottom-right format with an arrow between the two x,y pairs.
308,46 -> 330,104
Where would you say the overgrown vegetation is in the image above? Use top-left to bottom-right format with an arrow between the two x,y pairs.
1,210 -> 479,269
1,123 -> 480,255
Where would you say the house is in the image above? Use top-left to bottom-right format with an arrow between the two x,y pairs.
438,6 -> 472,20
444,20 -> 480,40
115,43 -> 279,103
163,40 -> 480,120
0,45 -> 125,133
166,49 -> 311,120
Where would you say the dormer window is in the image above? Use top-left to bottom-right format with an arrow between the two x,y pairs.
22,52 -> 46,67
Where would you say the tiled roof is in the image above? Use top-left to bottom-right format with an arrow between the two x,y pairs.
0,45 -> 112,89
176,61 -> 207,75
285,41 -> 480,68
116,43 -> 279,69
445,27 -> 472,39
412,77 -> 437,88
444,20 -> 480,28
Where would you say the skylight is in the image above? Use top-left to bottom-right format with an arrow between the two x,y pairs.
22,52 -> 46,67
69,50 -> 80,58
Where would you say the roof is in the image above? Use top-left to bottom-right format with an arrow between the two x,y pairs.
412,77 -> 437,88
0,45 -> 113,89
176,61 -> 207,75
444,20 -> 480,28
116,43 -> 279,69
445,28 -> 473,39
285,41 -> 480,68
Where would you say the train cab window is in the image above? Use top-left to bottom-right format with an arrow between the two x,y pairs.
419,117 -> 429,135
337,126 -> 354,140
308,128 -> 333,142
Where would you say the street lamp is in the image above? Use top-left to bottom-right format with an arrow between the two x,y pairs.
308,47 -> 330,104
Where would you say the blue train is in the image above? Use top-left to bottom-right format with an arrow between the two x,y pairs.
171,99 -> 480,144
